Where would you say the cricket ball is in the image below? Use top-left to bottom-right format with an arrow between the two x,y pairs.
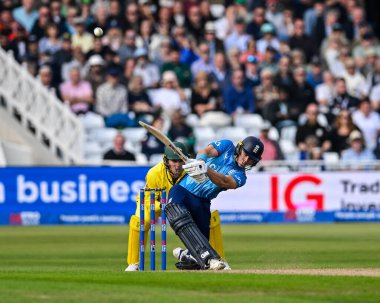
93,27 -> 103,37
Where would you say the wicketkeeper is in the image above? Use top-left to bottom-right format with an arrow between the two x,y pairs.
125,142 -> 227,271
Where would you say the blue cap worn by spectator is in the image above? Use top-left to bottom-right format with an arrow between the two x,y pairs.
261,23 -> 276,35
247,55 -> 258,64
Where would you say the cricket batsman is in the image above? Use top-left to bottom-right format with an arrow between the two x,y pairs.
165,136 -> 264,270
125,142 -> 227,271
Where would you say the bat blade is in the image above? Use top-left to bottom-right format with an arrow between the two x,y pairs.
139,121 -> 189,162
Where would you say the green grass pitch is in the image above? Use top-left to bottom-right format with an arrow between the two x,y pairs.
1,223 -> 380,303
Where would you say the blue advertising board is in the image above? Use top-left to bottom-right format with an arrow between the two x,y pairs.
0,166 -> 149,225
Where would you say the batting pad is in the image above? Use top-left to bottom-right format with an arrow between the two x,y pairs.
165,203 -> 220,269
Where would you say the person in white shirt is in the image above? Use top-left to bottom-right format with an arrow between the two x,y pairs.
150,71 -> 189,116
133,48 -> 160,89
352,99 -> 380,151
342,58 -> 367,99
369,83 -> 380,112
316,71 -> 335,113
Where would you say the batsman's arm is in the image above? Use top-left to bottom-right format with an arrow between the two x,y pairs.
196,145 -> 237,189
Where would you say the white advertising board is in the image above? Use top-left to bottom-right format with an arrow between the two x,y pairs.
212,171 -> 380,212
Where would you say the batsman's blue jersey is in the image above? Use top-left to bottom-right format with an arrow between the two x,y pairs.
179,140 -> 247,200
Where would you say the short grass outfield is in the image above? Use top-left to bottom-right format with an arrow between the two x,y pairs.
1,224 -> 380,303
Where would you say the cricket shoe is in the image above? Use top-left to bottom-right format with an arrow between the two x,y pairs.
124,263 -> 139,272
208,259 -> 226,270
222,259 -> 232,271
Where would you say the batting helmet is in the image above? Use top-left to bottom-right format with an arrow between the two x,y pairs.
234,136 -> 264,169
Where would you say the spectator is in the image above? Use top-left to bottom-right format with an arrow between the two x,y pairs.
118,29 -> 137,65
342,58 -> 367,99
185,4 -> 204,43
71,17 -> 94,54
61,46 -> 87,81
199,0 -> 216,23
354,33 -> 380,73
133,48 -> 160,89
150,71 -> 189,116
96,66 -> 135,128
306,57 -> 323,89
12,0 -> 39,33
38,22 -> 62,55
352,98 -> 380,151
313,9 -> 340,46
210,52 -> 230,91
259,46 -> 278,74
161,46 -> 192,88
240,38 -> 258,65
224,17 -> 250,53
254,68 -> 279,114
246,6 -> 267,40
8,22 -> 28,63
49,0 -> 67,36
204,21 -> 224,60
365,55 -> 380,94
30,5 -> 51,41
267,3 -> 294,41
135,19 -> 154,51
274,56 -> 293,89
105,0 -> 125,32
295,103 -> 331,154
262,85 -> 293,130
329,78 -> 359,121
150,31 -> 172,67
223,69 -> 255,116
191,41 -> 215,78
141,116 -> 166,160
315,71 -> 335,114
85,54 -> 106,97
370,83 -> 380,112
103,133 -> 136,162
214,4 -> 237,40
226,47 -> 242,71
244,55 -> 260,88
124,2 -> 141,33
191,71 -> 221,117
38,65 -> 61,100
120,57 -> 136,88
288,19 -> 315,63
259,121 -> 284,161
341,130 -> 375,161
167,110 -> 195,156
303,0 -> 325,36
59,66 -> 93,115
288,67 -> 316,121
127,75 -> 154,121
257,23 -> 280,55
51,33 -> 72,84
328,110 -> 360,155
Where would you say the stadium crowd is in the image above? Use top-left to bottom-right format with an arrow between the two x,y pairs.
1,0 -> 380,162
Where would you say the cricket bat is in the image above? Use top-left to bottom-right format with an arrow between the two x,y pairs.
139,121 -> 189,162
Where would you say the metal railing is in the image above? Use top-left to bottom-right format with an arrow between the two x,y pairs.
0,48 -> 83,164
